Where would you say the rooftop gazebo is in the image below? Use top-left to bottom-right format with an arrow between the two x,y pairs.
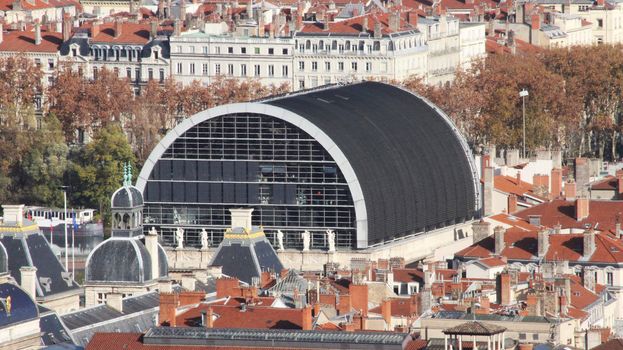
442,321 -> 506,350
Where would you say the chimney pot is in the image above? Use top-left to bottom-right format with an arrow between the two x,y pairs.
575,197 -> 589,221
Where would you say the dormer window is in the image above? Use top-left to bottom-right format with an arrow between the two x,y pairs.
72,48 -> 77,57
155,50 -> 159,60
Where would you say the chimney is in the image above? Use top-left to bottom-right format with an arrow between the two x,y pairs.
158,278 -> 173,293
583,229 -> 596,259
159,293 -> 180,326
150,20 -> 158,38
551,168 -> 562,199
34,20 -> 41,45
174,18 -> 181,36
471,219 -> 491,243
181,274 -> 196,291
507,194 -> 518,214
565,180 -> 577,201
114,20 -> 122,38
322,17 -> 329,31
537,229 -> 549,258
20,266 -> 37,300
597,0 -> 605,6
0,23 -> 3,44
496,272 -> 511,305
531,13 -> 540,30
301,305 -> 313,330
230,208 -> 254,230
373,19 -> 381,38
494,226 -> 505,255
216,277 -> 240,298
409,293 -> 420,315
617,213 -> 622,239
406,11 -> 418,26
106,292 -> 124,312
483,167 -> 494,216
62,12 -> 71,41
2,204 -> 24,226
362,17 -> 368,32
207,307 -> 214,327
575,158 -> 590,196
338,294 -> 351,315
91,21 -> 100,38
516,172 -> 522,185
258,11 -> 265,36
389,11 -> 399,32
349,283 -> 368,317
145,228 -> 160,281
381,299 -> 392,329
582,268 -> 595,292
575,197 -> 589,221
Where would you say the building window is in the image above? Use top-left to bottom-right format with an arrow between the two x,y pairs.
203,46 -> 208,54
148,68 -> 153,80
352,62 -> 357,71
282,65 -> 288,77
176,62 -> 183,74
299,79 -> 305,89
48,59 -> 54,69
203,63 -> 209,75
228,47 -> 233,54
255,47 -> 260,54
607,272 -> 614,286
135,68 -> 140,82
241,47 -> 246,54
97,293 -> 105,304
159,69 -> 165,82
228,64 -> 234,76
215,47 -> 221,54
338,62 -> 344,71
312,61 -> 318,71
366,62 -> 372,72
325,61 -> 331,71
269,48 -> 274,55
282,48 -> 288,54
177,45 -> 182,53
598,19 -> 603,28
241,64 -> 247,76
298,61 -> 305,71
255,65 -> 260,76
215,64 -> 221,75
519,333 -> 526,340
268,65 -> 274,77
126,68 -> 132,78
189,63 -> 196,75
190,46 -> 195,54
532,334 -> 539,341
93,67 -> 98,79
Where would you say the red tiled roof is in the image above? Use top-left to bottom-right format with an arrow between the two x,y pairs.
0,0 -> 77,11
0,30 -> 62,52
488,213 -> 540,231
392,268 -> 424,283
515,199 -> 623,234
85,22 -> 151,44
485,36 -> 541,55
176,303 -> 306,329
300,11 -> 417,35
478,257 -> 506,267
456,227 -> 623,263
494,175 -> 539,198
368,297 -> 419,317
591,176 -> 617,191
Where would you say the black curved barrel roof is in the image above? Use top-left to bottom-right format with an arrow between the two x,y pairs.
86,238 -> 151,283
266,82 -> 477,245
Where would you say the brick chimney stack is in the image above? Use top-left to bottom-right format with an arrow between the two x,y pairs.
373,19 -> 381,38
550,168 -> 562,199
575,197 -> 589,221
362,17 -> 368,32
496,272 -> 511,305
537,229 -> 549,258
150,20 -> 158,39
92,21 -> 100,38
115,20 -> 122,38
0,23 -> 3,44
216,277 -> 240,298
62,12 -> 72,42
389,11 -> 399,32
494,226 -> 505,255
34,20 -> 41,45
507,194 -> 517,214
616,213 -> 622,239
301,305 -> 313,330
338,294 -> 351,315
349,283 -> 368,317
483,166 -> 494,216
206,307 -> 214,328
174,18 -> 181,36
381,299 -> 392,329
530,13 -> 540,30
159,293 -> 180,326
583,228 -> 596,259
565,180 -> 577,201
471,219 -> 491,243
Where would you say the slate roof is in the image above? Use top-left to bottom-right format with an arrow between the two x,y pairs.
40,311 -> 74,346
0,231 -> 80,299
111,185 -> 144,208
268,270 -> 308,294
86,237 -> 152,283
0,282 -> 38,328
266,82 -> 478,244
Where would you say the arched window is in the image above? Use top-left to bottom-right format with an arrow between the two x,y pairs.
123,213 -> 130,229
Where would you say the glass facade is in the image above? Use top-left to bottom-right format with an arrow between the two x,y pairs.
143,113 -> 357,249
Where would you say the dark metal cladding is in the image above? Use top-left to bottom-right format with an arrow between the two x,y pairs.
112,186 -> 144,208
211,244 -> 258,284
254,241 -> 284,274
86,239 -> 152,283
266,81 -> 476,245
0,283 -> 39,327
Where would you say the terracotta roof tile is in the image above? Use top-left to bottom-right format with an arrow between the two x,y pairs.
84,22 -> 151,45
591,176 -> 617,191
0,30 -> 62,52
176,303 -> 306,329
488,213 -> 540,231
300,11 -> 418,35
392,268 -> 424,283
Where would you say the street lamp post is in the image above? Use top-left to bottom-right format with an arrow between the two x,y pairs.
519,89 -> 529,158
60,186 -> 69,270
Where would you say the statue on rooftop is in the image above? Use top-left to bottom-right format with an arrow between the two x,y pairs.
301,230 -> 310,252
277,230 -> 285,251
200,228 -> 209,250
326,229 -> 335,252
175,227 -> 184,249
